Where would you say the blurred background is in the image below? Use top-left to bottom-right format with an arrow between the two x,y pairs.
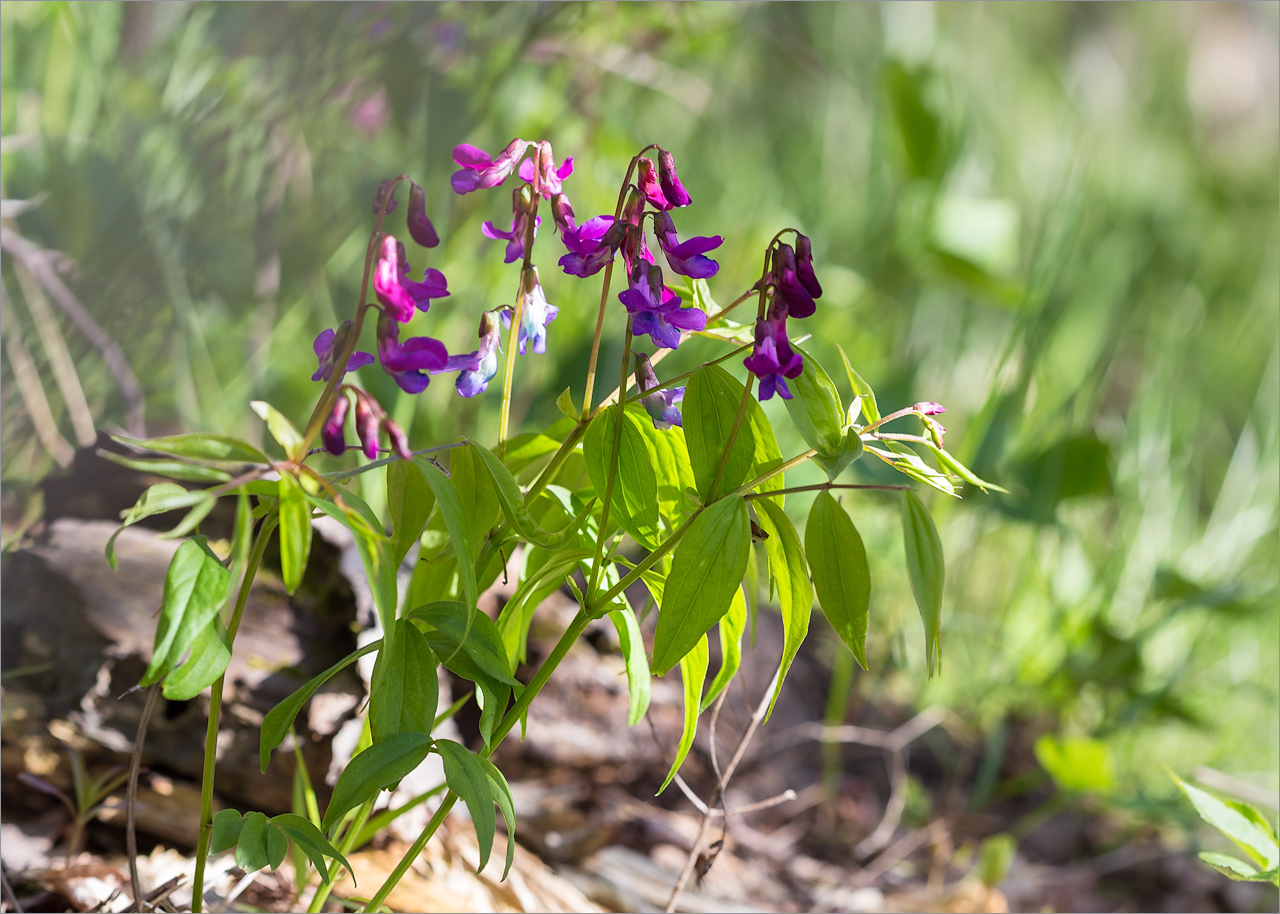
2,0 -> 1277,900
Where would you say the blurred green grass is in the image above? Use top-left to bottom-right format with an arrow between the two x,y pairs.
2,0 -> 1276,826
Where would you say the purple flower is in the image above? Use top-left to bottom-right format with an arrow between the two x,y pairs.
652,211 -> 722,279
376,313 -> 450,394
770,243 -> 817,319
451,139 -> 530,194
658,150 -> 692,208
354,395 -> 380,460
312,322 -> 375,382
743,316 -> 804,401
558,214 -> 618,277
511,268 -> 558,354
374,236 -> 450,322
322,394 -> 350,455
482,185 -> 539,263
384,419 -> 412,460
443,309 -> 506,397
795,233 -> 822,299
373,179 -> 399,215
635,352 -> 684,430
518,143 -> 574,198
914,401 -> 946,416
407,182 -> 440,248
619,262 -> 706,350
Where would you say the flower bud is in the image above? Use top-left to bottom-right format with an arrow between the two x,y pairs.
384,419 -> 412,461
914,402 -> 946,416
636,157 -> 665,209
373,179 -> 399,215
354,394 -> 380,460
795,233 -> 822,298
657,149 -> 692,208
621,186 -> 645,226
550,193 -> 576,234
407,182 -> 440,248
322,394 -> 350,456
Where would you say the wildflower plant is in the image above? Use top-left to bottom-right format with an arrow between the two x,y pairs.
106,139 -> 1001,912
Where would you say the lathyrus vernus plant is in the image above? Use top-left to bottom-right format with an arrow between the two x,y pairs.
106,137 -> 1001,912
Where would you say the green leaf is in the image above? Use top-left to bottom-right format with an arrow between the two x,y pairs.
902,490 -> 945,676
702,588 -> 745,713
465,442 -> 594,551
161,616 -> 230,700
251,400 -> 304,461
387,458 -> 434,567
804,492 -> 870,670
416,458 -> 478,614
745,393 -> 786,505
652,497 -> 751,676
105,483 -> 214,569
210,808 -> 244,854
271,813 -> 354,885
1199,853 -> 1279,885
1034,735 -> 1114,795
235,810 -> 288,873
756,497 -> 816,718
309,497 -> 397,629
659,634 -> 708,794
869,444 -> 958,497
501,433 -> 562,476
407,602 -> 518,685
322,732 -> 433,834
784,346 -> 846,455
684,365 -> 757,500
370,618 -> 438,743
260,642 -> 381,772
584,408 -> 661,549
142,538 -> 230,687
1174,776 -> 1279,870
450,442 -> 501,543
555,387 -> 577,419
278,474 -> 312,595
435,739 -> 496,873
608,605 -> 651,726
97,449 -> 232,483
924,443 -> 1008,494
836,346 -> 879,424
478,757 -> 517,881
496,548 -> 593,666
112,432 -> 268,464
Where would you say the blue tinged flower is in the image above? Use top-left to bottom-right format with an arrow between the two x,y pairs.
652,211 -> 722,279
619,262 -> 706,350
558,214 -> 618,277
376,313 -> 450,394
374,236 -> 449,322
482,185 -> 540,263
443,309 -> 507,397
511,268 -> 558,355
406,182 -> 440,248
635,352 -> 684,430
743,315 -> 804,401
312,321 -> 374,381
451,139 -> 531,194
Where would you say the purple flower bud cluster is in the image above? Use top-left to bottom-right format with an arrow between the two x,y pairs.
743,234 -> 824,401
321,388 -> 412,461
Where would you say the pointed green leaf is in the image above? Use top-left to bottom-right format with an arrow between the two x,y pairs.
684,365 -> 757,500
555,387 -> 577,419
805,492 -> 870,670
924,443 -> 1009,493
702,588 -> 746,713
323,732 -> 433,834
652,497 -> 751,675
584,408 -> 661,548
478,757 -> 517,881
836,346 -> 879,424
235,811 -> 281,873
435,739 -> 496,873
902,491 -> 945,676
142,538 -> 230,686
260,642 -> 382,772
407,602 -> 518,685
608,605 -> 651,726
416,458 -> 477,614
105,483 -> 215,569
466,442 -> 593,550
98,449 -> 231,482
112,432 -> 268,464
784,346 -> 846,455
1175,776 -> 1279,870
450,442 -> 501,543
370,618 -> 438,743
277,474 -> 312,594
756,498 -> 816,717
659,634 -> 708,794
271,813 -> 355,885
387,458 -> 434,567
161,616 -> 230,700
251,401 -> 305,461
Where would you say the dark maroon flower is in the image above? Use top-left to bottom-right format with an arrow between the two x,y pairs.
312,321 -> 374,382
770,243 -> 817,319
322,394 -> 350,455
743,316 -> 804,401
376,313 -> 449,394
652,211 -> 722,279
451,139 -> 530,194
373,179 -> 399,215
406,182 -> 440,248
374,236 -> 450,322
795,233 -> 822,298
384,419 -> 412,460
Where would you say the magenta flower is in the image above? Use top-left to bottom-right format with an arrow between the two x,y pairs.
636,352 -> 684,430
376,313 -> 450,394
518,143 -> 574,198
354,395 -> 380,460
384,419 -> 412,460
658,150 -> 692,208
482,185 -> 540,263
914,402 -> 946,416
558,215 -> 619,277
322,394 -> 350,456
512,268 -> 558,354
443,309 -> 507,397
619,262 -> 706,350
406,182 -> 440,248
374,236 -> 450,322
451,139 -> 531,194
743,315 -> 804,401
312,322 -> 374,382
652,211 -> 722,279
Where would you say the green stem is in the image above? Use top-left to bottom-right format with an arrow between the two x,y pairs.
617,341 -> 754,408
728,449 -> 817,499
594,507 -> 702,610
191,514 -> 278,913
579,260 -> 617,418
307,796 -> 376,913
742,482 -> 909,500
523,420 -> 588,504
707,375 -> 756,500
498,209 -> 541,454
588,321 -> 634,597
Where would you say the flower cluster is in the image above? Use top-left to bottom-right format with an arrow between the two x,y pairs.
743,234 -> 824,401
321,387 -> 411,461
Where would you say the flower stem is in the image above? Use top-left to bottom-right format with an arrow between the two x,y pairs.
707,375 -> 756,500
728,449 -> 818,499
190,514 -> 278,913
579,260 -> 616,418
742,482 -> 909,500
593,506 -> 702,610
306,796 -> 375,913
498,203 -> 542,454
588,320 -> 634,598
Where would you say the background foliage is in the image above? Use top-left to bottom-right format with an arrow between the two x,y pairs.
3,0 -> 1277,856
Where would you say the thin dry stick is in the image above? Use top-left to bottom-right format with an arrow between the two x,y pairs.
663,668 -> 781,914
126,684 -> 161,912
1,864 -> 23,914
0,288 -> 74,466
0,225 -> 145,435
